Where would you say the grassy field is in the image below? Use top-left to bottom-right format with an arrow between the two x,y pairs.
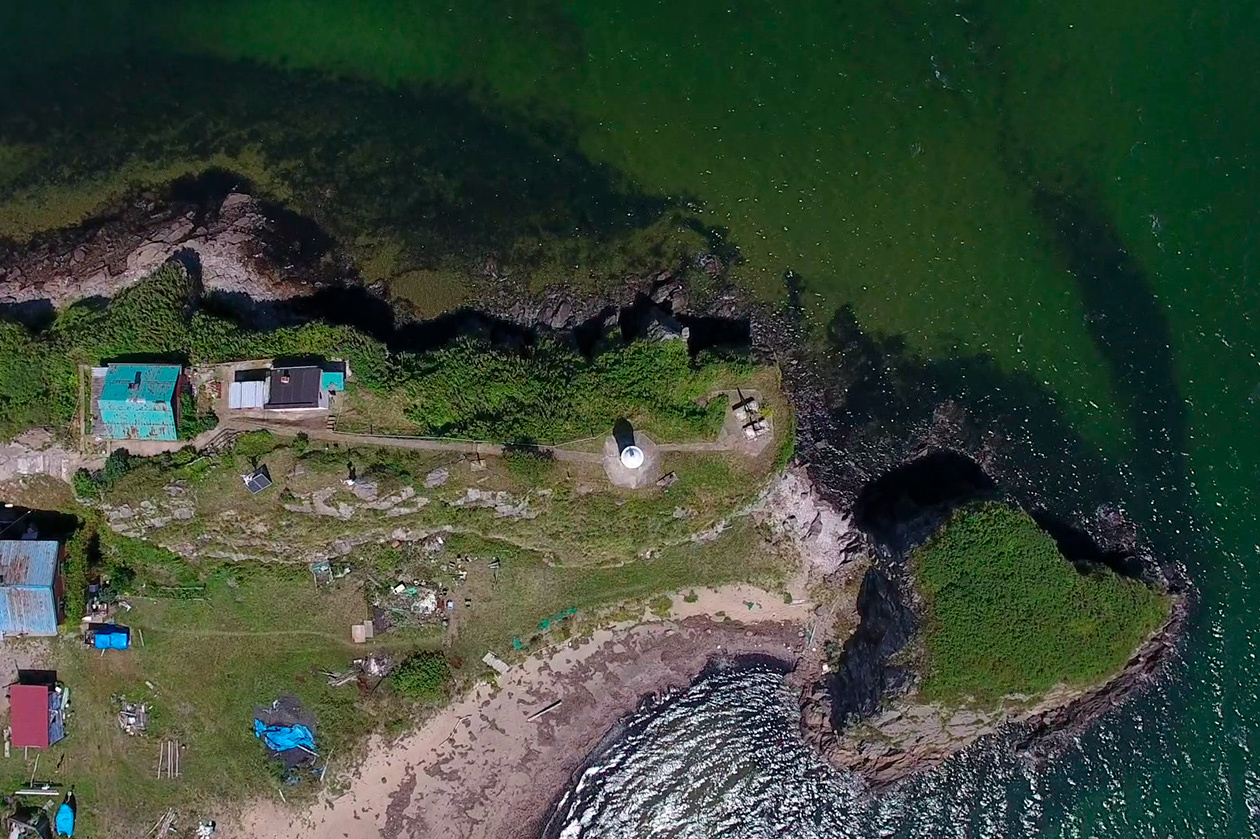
0,512 -> 789,838
911,503 -> 1171,706
0,560 -> 421,838
0,380 -> 794,836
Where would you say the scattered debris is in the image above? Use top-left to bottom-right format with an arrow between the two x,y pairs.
537,607 -> 577,631
325,670 -> 357,688
148,808 -> 176,837
116,699 -> 148,735
253,696 -> 318,768
656,472 -> 679,488
156,739 -> 181,780
327,652 -> 394,687
358,653 -> 392,679
309,560 -> 333,587
424,467 -> 450,488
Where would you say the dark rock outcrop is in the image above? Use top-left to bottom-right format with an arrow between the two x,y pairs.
0,173 -> 352,321
824,569 -> 917,728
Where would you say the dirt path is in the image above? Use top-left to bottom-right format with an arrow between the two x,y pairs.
83,385 -> 768,468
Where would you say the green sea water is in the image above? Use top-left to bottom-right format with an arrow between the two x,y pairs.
2,1 -> 1258,834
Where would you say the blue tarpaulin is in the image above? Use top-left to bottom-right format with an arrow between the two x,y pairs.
55,802 -> 74,836
92,631 -> 129,650
253,719 -> 315,754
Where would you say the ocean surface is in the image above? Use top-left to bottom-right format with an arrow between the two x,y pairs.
2,1 -> 1258,836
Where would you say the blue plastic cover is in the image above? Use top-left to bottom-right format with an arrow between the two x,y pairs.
55,802 -> 74,836
92,631 -> 130,650
253,719 -> 315,753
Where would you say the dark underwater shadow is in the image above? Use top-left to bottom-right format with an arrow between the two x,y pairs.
0,53 -> 709,286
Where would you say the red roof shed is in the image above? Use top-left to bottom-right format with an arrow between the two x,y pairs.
9,684 -> 49,748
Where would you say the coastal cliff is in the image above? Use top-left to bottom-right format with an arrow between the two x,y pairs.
795,472 -> 1186,786
0,182 -> 1190,798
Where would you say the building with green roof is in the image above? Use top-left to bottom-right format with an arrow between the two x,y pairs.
97,364 -> 182,441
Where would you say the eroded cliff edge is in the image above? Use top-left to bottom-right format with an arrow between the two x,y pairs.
0,183 -> 1191,793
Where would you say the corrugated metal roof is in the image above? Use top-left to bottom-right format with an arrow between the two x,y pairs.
0,541 -> 59,636
0,541 -> 58,587
0,586 -> 58,636
267,367 -> 322,409
100,363 -> 180,402
228,380 -> 267,410
9,684 -> 49,748
99,363 -> 181,441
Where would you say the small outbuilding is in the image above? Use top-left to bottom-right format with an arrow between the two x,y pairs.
227,372 -> 268,410
0,540 -> 63,637
97,364 -> 182,441
8,675 -> 67,750
264,361 -> 346,411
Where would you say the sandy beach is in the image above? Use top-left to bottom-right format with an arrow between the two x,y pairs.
226,585 -> 816,839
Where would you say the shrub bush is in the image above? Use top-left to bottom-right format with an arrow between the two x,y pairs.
389,651 -> 451,702
177,390 -> 218,440
233,430 -> 278,464
912,502 -> 1170,705
0,265 -> 755,446
61,525 -> 95,624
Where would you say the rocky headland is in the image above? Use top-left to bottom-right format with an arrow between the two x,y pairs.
0,181 -> 1190,805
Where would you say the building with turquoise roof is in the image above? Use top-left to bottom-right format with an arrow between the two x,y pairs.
97,363 -> 183,441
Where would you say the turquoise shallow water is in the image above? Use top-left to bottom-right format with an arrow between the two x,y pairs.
2,1 -> 1258,835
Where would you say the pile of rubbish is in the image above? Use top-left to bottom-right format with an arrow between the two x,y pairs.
253,696 -> 317,768
114,698 -> 147,736
4,789 -> 75,839
324,652 -> 395,688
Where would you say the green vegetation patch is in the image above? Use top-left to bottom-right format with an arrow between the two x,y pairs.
0,266 -> 751,446
390,651 -> 452,703
396,337 -> 742,442
912,502 -> 1169,705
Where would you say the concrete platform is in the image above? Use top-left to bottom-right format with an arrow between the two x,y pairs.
602,431 -> 661,489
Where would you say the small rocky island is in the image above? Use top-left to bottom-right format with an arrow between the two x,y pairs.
796,463 -> 1181,785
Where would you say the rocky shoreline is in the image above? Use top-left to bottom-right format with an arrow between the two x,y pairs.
0,183 -> 1192,800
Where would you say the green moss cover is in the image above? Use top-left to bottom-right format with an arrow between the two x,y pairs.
912,502 -> 1169,705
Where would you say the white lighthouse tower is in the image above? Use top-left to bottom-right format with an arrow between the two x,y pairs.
619,444 -> 645,470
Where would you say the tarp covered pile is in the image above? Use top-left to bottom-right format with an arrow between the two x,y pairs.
87,624 -> 130,650
252,720 -> 314,754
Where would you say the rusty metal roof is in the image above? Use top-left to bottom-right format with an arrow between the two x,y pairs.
0,541 -> 59,636
0,541 -> 57,587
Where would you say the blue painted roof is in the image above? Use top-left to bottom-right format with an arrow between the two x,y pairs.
320,370 -> 345,393
0,541 -> 59,636
99,364 -> 181,441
